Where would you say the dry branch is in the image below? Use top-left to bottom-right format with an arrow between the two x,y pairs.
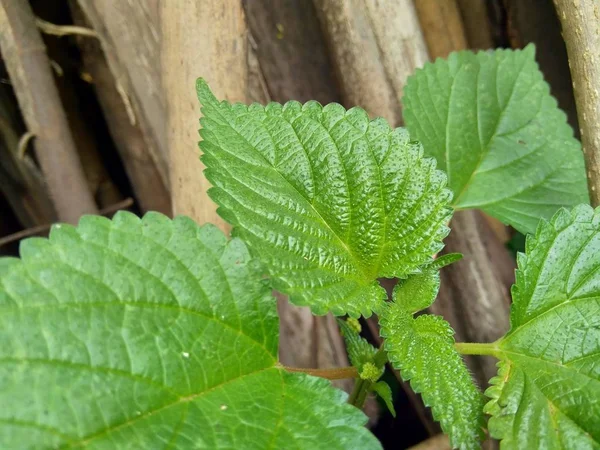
554,0 -> 600,206
0,86 -> 55,227
0,0 -> 97,223
456,0 -> 494,50
69,1 -> 171,215
75,0 -> 169,193
413,0 -> 467,59
162,0 -> 247,229
315,0 -> 428,125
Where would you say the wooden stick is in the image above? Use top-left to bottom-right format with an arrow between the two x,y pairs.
0,0 -> 98,223
69,1 -> 171,215
161,0 -> 247,229
0,198 -> 134,248
554,0 -> 600,206
413,0 -> 467,59
74,0 -> 170,194
407,434 -> 451,450
314,0 -> 428,126
455,0 -> 494,50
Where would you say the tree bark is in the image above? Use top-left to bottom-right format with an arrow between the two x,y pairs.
554,0 -> 600,206
0,0 -> 97,223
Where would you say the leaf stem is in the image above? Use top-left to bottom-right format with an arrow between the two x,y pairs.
348,377 -> 370,408
455,342 -> 500,357
282,365 -> 359,380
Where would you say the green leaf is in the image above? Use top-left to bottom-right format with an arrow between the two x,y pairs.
380,302 -> 484,450
338,319 -> 379,373
198,79 -> 453,317
485,205 -> 600,449
370,381 -> 396,418
0,212 -> 380,450
392,270 -> 440,313
403,45 -> 588,235
426,252 -> 463,271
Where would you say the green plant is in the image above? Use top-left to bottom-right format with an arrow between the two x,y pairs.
1,46 -> 598,450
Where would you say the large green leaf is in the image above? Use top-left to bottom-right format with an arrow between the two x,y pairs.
485,205 -> 600,449
0,212 -> 379,449
198,79 -> 453,317
403,45 -> 588,235
380,300 -> 484,450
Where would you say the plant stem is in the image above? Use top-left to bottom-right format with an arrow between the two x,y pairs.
283,365 -> 358,380
348,378 -> 370,408
455,342 -> 500,357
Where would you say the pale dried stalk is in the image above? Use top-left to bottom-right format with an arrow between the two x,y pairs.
554,0 -> 600,206
0,0 -> 98,223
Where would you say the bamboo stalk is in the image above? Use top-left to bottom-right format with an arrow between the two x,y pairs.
554,0 -> 600,206
0,0 -> 98,223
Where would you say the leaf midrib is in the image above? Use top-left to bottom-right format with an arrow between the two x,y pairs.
451,50 -> 530,206
207,105 -> 374,281
503,293 -> 600,346
499,354 -> 600,446
60,366 -> 280,449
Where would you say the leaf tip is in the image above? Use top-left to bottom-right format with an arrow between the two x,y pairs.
196,77 -> 218,107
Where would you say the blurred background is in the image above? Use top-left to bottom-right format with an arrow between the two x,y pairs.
0,1 -> 580,448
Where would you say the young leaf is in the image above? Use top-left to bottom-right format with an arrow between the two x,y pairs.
338,319 -> 379,374
370,381 -> 396,418
403,45 -> 588,235
198,79 -> 453,317
393,270 -> 440,313
380,302 -> 484,450
0,212 -> 380,450
485,205 -> 600,449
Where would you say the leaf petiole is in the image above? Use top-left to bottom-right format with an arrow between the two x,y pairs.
348,378 -> 370,408
455,342 -> 501,357
283,365 -> 359,380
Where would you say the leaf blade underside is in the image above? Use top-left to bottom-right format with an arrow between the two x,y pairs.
0,212 -> 380,449
198,79 -> 453,317
485,205 -> 600,449
403,45 -> 588,235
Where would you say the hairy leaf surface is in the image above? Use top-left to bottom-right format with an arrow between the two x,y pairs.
380,302 -> 484,449
198,80 -> 453,316
403,45 -> 588,234
0,212 -> 379,449
485,205 -> 600,449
